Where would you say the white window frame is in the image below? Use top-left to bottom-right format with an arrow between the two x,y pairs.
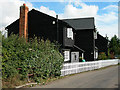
64,50 -> 70,62
94,50 -> 98,59
82,53 -> 84,58
96,51 -> 98,59
67,28 -> 73,40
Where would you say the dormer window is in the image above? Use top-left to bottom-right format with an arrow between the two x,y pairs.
67,28 -> 73,40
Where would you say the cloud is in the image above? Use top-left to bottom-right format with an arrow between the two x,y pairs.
57,2 -> 118,39
59,3 -> 98,19
0,0 -> 35,30
26,2 -> 34,11
95,12 -> 117,25
97,23 -> 118,39
0,1 -> 118,39
0,0 -> 24,29
39,6 -> 56,17
0,0 -> 57,31
37,3 -> 118,39
95,9 -> 118,39
102,5 -> 118,10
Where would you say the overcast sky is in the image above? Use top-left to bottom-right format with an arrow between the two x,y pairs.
0,0 -> 119,39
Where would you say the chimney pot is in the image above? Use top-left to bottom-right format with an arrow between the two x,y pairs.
23,3 -> 26,6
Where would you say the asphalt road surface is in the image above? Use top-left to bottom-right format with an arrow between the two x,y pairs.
33,65 -> 119,88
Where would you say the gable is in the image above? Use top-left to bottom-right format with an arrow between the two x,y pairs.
97,33 -> 108,42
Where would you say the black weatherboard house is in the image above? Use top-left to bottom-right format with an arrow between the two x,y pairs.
5,4 -> 108,62
6,4 -> 84,63
63,18 -> 98,61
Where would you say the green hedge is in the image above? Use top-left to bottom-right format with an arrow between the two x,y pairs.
98,52 -> 107,60
2,34 -> 64,83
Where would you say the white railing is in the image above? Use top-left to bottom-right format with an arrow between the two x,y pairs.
61,59 -> 119,76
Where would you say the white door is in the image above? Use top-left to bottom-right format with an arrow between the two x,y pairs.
71,52 -> 79,62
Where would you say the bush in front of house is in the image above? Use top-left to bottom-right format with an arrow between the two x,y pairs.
2,34 -> 64,87
98,52 -> 107,60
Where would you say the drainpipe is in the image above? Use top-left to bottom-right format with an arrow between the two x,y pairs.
93,28 -> 95,61
94,28 -> 97,61
56,15 -> 59,42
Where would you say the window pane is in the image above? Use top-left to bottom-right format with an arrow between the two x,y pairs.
64,51 -> 70,61
67,28 -> 73,40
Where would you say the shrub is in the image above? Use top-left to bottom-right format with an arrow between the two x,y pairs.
2,34 -> 64,87
117,55 -> 120,59
98,52 -> 107,60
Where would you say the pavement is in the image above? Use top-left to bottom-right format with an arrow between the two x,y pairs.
33,65 -> 119,88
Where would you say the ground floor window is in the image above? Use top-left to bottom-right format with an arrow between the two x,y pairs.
64,50 -> 70,62
94,50 -> 98,59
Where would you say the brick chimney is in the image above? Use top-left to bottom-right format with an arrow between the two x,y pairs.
19,4 -> 29,41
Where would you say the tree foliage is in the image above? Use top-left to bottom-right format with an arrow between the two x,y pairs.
98,52 -> 107,60
108,35 -> 120,55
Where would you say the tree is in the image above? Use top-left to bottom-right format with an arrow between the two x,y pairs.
108,35 -> 120,56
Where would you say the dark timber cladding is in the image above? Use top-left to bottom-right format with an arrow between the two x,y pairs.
63,18 -> 95,61
6,9 -> 75,48
6,8 -> 82,63
6,19 -> 19,36
5,4 -> 94,62
28,9 -> 75,47
95,33 -> 108,56
75,30 -> 94,61
28,9 -> 57,42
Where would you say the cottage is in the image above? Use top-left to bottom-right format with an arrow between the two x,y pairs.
63,18 -> 98,61
6,4 -> 108,62
5,4 -> 84,63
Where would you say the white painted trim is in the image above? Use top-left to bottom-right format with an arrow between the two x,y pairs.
64,50 -> 70,62
82,53 -> 84,58
67,28 -> 73,40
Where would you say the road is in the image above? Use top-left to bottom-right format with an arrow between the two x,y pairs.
33,65 -> 119,88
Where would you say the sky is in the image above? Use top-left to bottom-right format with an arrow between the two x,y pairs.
0,0 -> 119,39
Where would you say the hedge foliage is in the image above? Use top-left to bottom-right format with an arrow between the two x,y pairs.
98,52 -> 107,60
2,34 -> 64,83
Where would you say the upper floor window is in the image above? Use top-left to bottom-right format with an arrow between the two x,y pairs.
94,31 -> 97,39
67,28 -> 73,40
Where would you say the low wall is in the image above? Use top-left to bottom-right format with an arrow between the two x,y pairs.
61,59 -> 119,76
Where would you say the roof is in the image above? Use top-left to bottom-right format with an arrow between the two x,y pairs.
6,9 -> 73,30
6,9 -> 95,31
63,17 -> 95,30
6,9 -> 56,30
73,45 -> 85,52
97,33 -> 108,42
